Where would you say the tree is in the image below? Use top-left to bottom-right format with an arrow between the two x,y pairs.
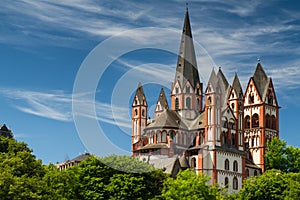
265,137 -> 300,172
161,169 -> 221,200
265,137 -> 288,171
106,173 -> 145,200
77,156 -> 113,200
238,170 -> 287,200
99,154 -> 155,173
42,164 -> 80,200
77,155 -> 167,200
286,146 -> 300,173
0,136 -> 45,199
237,169 -> 300,200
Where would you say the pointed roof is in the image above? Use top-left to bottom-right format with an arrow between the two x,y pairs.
252,61 -> 269,99
206,69 -> 218,91
179,156 -> 189,169
134,82 -> 146,103
217,67 -> 229,90
156,88 -> 169,110
145,110 -> 188,129
174,7 -> 200,88
232,73 -> 243,96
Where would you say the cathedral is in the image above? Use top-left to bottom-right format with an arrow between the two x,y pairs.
131,7 -> 279,191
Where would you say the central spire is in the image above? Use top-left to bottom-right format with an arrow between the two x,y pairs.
174,6 -> 200,88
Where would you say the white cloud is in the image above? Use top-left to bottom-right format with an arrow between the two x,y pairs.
0,88 -> 131,129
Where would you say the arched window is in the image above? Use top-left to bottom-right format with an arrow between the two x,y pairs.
142,109 -> 145,117
231,133 -> 235,146
170,132 -> 174,141
175,98 -> 179,110
252,114 -> 259,128
186,86 -> 190,93
135,109 -> 138,116
271,115 -> 276,130
175,87 -> 179,94
231,103 -> 235,110
233,160 -> 238,172
186,97 -> 191,109
162,131 -> 167,143
251,137 -> 255,147
191,157 -> 196,168
208,96 -> 212,104
248,93 -> 254,104
233,177 -> 238,190
266,114 -> 270,128
254,170 -> 258,176
196,98 -> 200,109
223,118 -> 228,128
156,132 -> 161,143
245,115 -> 250,129
246,169 -> 249,177
174,132 -> 178,143
225,159 -> 229,170
225,177 -> 229,188
268,90 -> 273,105
222,131 -> 227,146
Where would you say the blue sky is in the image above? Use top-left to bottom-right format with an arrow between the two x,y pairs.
1,0 -> 300,163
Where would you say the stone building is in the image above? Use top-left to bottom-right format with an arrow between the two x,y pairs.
131,6 -> 279,192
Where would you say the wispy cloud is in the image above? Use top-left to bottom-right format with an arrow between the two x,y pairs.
0,88 -> 131,129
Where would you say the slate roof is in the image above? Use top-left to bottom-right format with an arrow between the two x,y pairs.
232,73 -> 243,96
137,143 -> 168,150
179,156 -> 189,168
252,62 -> 269,100
149,157 -> 178,174
245,158 -> 261,169
207,69 -> 218,91
69,153 -> 91,162
174,7 -> 200,88
156,88 -> 169,110
184,112 -> 205,130
146,110 -> 188,129
217,68 -> 229,91
134,82 -> 146,104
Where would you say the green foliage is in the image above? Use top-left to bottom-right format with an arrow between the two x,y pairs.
42,164 -> 80,200
106,174 -> 145,200
77,156 -> 113,200
265,138 -> 288,171
0,136 -> 45,199
77,155 -> 167,200
100,154 -> 155,173
265,138 -> 300,172
238,170 -> 288,200
2,135 -> 299,200
286,146 -> 300,173
161,169 -> 221,200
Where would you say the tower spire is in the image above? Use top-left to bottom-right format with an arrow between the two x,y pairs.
174,6 -> 200,88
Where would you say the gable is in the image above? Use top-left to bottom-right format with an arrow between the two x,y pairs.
244,78 -> 263,106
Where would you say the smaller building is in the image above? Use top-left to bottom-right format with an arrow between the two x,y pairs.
56,153 -> 91,170
0,124 -> 13,139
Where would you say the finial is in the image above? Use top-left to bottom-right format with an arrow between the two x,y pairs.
257,56 -> 261,63
186,2 -> 188,11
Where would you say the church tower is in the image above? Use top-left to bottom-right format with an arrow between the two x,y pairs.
132,83 -> 148,152
171,7 -> 203,120
243,60 -> 279,172
155,88 -> 169,119
228,73 -> 244,151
